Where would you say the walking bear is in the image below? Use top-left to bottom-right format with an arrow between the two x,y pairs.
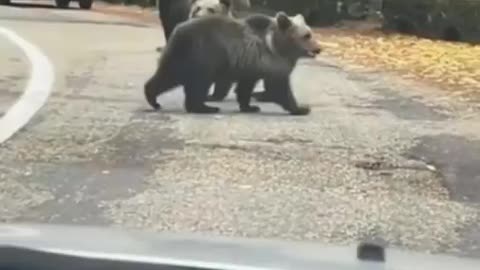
144,12 -> 321,115
157,0 -> 261,101
206,12 -> 298,102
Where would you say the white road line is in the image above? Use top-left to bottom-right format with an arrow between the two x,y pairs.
0,27 -> 54,144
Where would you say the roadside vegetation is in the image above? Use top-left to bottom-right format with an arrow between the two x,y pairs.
98,0 -> 480,99
317,26 -> 480,100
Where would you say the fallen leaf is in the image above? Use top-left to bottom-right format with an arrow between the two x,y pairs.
315,27 -> 480,99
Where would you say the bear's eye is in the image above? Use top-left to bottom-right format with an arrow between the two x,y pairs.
207,8 -> 215,13
303,33 -> 312,40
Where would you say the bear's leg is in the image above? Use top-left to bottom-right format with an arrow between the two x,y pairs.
236,79 -> 260,113
251,79 -> 274,102
144,67 -> 178,110
267,76 -> 311,116
207,78 -> 233,101
251,91 -> 270,102
157,0 -> 188,50
162,18 -> 176,42
158,0 -> 172,48
156,17 -> 174,52
184,80 -> 220,114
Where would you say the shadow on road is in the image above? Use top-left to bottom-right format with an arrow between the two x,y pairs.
6,2 -> 56,9
5,2 -> 82,10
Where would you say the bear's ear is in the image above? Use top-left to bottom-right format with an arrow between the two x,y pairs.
294,14 -> 306,23
220,0 -> 231,9
276,11 -> 292,31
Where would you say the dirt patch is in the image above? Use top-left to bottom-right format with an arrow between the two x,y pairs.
93,2 -> 159,24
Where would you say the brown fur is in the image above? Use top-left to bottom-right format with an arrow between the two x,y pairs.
145,12 -> 321,115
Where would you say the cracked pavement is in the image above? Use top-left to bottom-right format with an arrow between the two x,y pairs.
1,2 -> 480,258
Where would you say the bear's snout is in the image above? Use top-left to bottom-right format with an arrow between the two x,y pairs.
312,47 -> 322,55
306,46 -> 322,57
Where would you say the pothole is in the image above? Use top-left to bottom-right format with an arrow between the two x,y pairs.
354,158 -> 437,172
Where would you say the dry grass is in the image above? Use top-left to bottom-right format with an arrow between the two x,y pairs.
315,26 -> 480,99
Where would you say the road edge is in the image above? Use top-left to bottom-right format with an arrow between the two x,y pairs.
0,27 -> 54,144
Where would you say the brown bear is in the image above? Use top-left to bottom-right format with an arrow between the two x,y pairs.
144,12 -> 321,115
157,0 -> 256,100
206,11 -> 320,103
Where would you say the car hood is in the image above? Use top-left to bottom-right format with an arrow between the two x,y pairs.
0,223 -> 479,270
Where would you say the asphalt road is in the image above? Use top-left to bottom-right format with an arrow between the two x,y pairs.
0,34 -> 26,116
2,1 -> 480,259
